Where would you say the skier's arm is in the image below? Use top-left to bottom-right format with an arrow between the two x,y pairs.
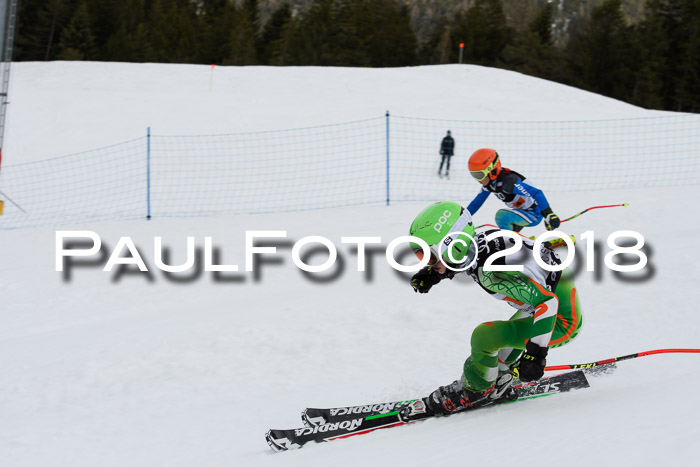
410,265 -> 454,293
514,181 -> 549,211
516,181 -> 561,230
466,189 -> 490,215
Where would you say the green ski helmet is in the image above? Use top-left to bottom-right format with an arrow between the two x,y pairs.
409,201 -> 477,268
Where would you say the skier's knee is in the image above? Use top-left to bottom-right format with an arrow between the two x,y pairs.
471,322 -> 501,354
494,210 -> 512,230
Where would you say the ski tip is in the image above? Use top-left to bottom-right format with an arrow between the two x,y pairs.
300,409 -> 312,428
265,429 -> 288,453
265,429 -> 304,452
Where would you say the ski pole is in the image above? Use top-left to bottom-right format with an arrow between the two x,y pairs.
476,202 -> 628,229
561,203 -> 628,223
0,189 -> 26,213
544,348 -> 700,371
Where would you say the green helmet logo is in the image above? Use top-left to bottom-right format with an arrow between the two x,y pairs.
409,201 -> 476,266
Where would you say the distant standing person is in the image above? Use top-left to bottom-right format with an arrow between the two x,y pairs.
439,130 -> 455,179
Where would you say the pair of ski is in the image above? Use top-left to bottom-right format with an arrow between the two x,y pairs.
266,369 -> 591,452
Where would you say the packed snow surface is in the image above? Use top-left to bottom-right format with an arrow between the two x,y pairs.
0,62 -> 697,466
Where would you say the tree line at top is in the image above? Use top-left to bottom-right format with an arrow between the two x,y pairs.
13,0 -> 700,112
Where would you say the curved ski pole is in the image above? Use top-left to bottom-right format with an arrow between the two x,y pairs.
545,348 -> 700,371
560,203 -> 628,223
477,202 -> 628,230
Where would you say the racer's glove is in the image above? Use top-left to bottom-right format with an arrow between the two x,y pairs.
411,266 -> 451,294
517,341 -> 548,382
542,207 -> 561,231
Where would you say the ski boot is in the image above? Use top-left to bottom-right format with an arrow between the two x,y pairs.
401,373 -> 518,421
401,380 -> 491,420
429,379 -> 498,414
437,170 -> 443,178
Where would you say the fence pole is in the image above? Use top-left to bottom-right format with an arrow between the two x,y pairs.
385,111 -> 390,206
146,127 -> 151,220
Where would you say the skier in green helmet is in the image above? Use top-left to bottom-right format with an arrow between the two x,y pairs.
403,201 -> 583,419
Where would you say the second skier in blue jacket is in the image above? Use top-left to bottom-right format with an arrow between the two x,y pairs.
466,148 -> 560,232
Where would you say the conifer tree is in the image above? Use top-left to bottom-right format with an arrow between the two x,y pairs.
451,0 -> 510,66
56,0 -> 97,60
630,0 -> 669,108
673,0 -> 700,111
84,0 -> 122,55
197,0 -> 238,64
302,0 -> 336,65
224,5 -> 258,65
502,3 -> 566,81
100,0 -> 149,62
268,10 -> 304,65
567,0 -> 636,102
15,0 -> 74,60
360,0 -> 417,67
528,1 -> 553,47
259,3 -> 293,64
418,17 -> 451,65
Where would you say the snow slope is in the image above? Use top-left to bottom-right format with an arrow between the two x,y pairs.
3,62 -> 661,165
0,63 -> 698,467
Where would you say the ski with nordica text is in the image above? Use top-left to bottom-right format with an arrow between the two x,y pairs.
302,369 -> 589,427
301,399 -> 417,427
266,370 -> 589,452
